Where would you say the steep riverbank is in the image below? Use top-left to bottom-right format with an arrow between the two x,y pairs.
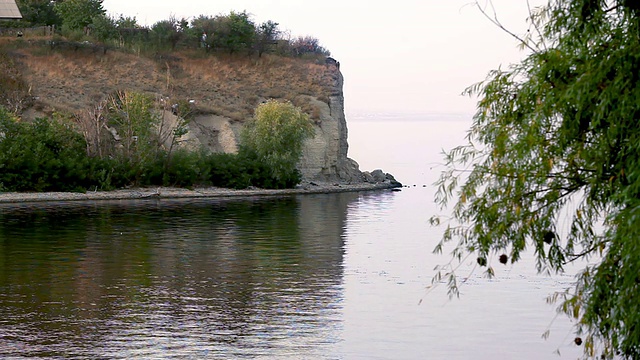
0,181 -> 401,204
2,41 -> 362,183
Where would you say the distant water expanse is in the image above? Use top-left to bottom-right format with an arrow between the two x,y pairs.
347,112 -> 472,188
345,112 -> 584,359
0,112 -> 584,359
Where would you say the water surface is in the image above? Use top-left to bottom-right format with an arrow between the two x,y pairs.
0,113 -> 584,359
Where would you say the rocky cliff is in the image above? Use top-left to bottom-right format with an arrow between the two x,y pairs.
182,63 -> 363,183
298,69 -> 363,182
3,41 -> 394,185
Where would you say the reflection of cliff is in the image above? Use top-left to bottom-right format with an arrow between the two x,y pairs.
0,194 -> 359,357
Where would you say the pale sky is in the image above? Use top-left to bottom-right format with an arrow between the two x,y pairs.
102,0 -> 545,115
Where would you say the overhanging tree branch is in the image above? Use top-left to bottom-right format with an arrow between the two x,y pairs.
474,0 -> 540,54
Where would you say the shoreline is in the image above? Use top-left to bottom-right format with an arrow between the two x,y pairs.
0,182 -> 401,204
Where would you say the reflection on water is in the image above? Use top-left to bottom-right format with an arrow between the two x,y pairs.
0,188 -> 585,360
0,194 -> 359,359
0,116 -> 588,359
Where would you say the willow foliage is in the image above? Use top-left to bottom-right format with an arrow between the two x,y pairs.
432,1 -> 640,358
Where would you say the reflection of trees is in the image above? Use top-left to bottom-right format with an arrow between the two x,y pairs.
0,193 -> 358,357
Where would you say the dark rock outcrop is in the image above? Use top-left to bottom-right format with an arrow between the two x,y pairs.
362,169 -> 402,187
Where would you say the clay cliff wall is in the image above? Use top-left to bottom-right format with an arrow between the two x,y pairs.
6,44 -> 366,183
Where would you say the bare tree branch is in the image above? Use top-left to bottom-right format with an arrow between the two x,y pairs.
474,0 -> 540,54
527,0 -> 548,51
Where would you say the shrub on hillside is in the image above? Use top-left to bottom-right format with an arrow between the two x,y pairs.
0,110 -> 94,192
160,148 -> 205,187
0,100 -> 309,192
239,100 -> 314,188
289,36 -> 330,57
204,152 -> 251,189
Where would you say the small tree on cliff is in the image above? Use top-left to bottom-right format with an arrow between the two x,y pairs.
240,100 -> 314,188
210,11 -> 255,54
254,20 -> 280,57
431,1 -> 640,358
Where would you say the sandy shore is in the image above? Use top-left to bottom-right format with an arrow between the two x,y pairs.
0,182 -> 400,204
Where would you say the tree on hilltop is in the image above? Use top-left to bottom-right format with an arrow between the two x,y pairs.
188,11 -> 256,53
431,0 -> 640,358
150,17 -> 188,50
190,15 -> 217,50
114,15 -> 139,29
255,20 -> 280,57
15,0 -> 61,26
210,11 -> 255,54
54,0 -> 104,30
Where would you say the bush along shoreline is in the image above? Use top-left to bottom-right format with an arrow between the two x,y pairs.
0,97 -> 314,193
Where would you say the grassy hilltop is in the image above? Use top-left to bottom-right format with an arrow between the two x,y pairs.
0,38 -> 336,122
1,3 -> 339,120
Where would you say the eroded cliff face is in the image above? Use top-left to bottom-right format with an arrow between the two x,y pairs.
297,70 -> 362,183
182,67 -> 363,183
8,45 -> 365,183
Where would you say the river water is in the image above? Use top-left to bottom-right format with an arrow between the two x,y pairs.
0,113 -> 584,359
